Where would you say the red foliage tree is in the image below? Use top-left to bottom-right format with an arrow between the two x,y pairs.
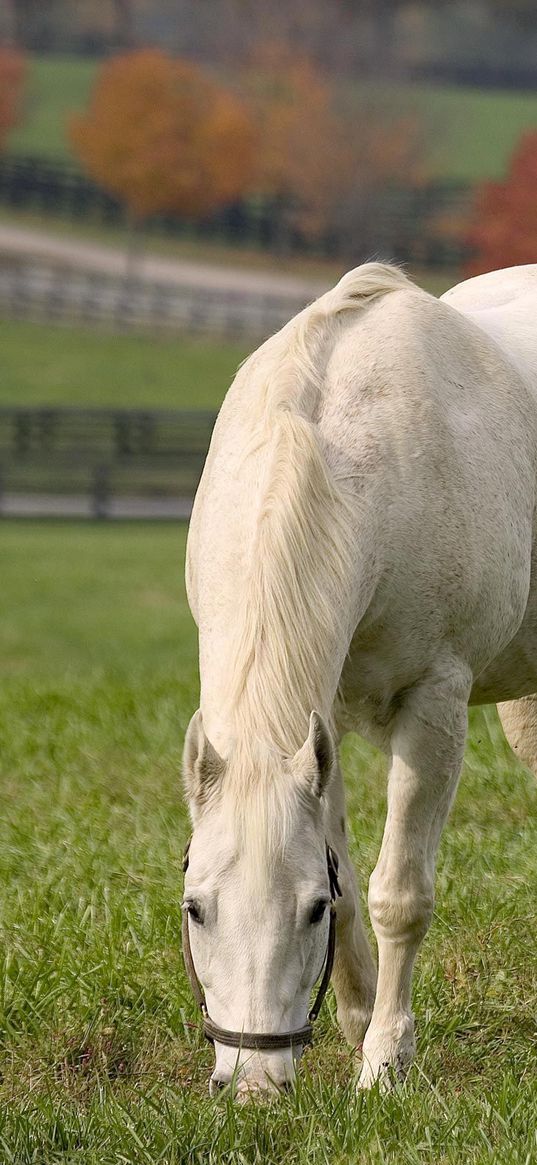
466,131 -> 537,275
0,45 -> 26,151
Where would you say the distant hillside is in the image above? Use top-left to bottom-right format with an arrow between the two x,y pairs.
7,55 -> 537,184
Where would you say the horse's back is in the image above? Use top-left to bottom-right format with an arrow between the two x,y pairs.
320,282 -> 536,512
441,266 -> 537,391
441,267 -> 537,704
442,265 -> 537,311
316,287 -> 537,708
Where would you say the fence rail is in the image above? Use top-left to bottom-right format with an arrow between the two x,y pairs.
0,406 -> 216,519
0,256 -> 307,340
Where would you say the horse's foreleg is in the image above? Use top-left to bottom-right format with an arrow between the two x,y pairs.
359,656 -> 471,1089
327,761 -> 377,1046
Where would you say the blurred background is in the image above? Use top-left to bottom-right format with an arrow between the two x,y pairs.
0,0 -> 536,515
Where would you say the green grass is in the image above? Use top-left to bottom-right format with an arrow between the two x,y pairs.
0,320 -> 248,409
416,82 -> 537,182
12,56 -> 96,160
7,55 -> 537,181
1,521 -> 536,1162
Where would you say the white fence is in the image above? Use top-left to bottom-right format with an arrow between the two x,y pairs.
0,256 -> 309,341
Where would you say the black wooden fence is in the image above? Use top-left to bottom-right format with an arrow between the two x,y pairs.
0,407 -> 216,519
0,153 -> 472,267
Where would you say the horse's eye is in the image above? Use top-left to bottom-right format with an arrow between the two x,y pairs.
184,901 -> 204,925
309,899 -> 329,925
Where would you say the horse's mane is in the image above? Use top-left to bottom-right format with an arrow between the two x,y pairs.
222,263 -> 411,841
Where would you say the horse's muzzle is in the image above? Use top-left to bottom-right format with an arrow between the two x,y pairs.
209,1071 -> 294,1099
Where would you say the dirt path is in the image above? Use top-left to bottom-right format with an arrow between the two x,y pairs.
1,493 -> 192,520
0,223 -> 329,299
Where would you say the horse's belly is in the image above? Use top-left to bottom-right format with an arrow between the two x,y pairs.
470,659 -> 537,704
339,626 -> 537,750
470,601 -> 537,703
339,518 -> 537,742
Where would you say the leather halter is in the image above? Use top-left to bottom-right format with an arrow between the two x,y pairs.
181,840 -> 342,1051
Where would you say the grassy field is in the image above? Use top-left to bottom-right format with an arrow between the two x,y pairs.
8,55 -> 537,182
11,57 -> 96,161
0,321 -> 248,409
0,521 -> 536,1163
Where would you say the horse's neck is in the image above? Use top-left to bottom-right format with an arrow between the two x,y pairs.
195,275 -> 400,758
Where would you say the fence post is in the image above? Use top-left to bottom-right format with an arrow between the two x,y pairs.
92,464 -> 110,520
14,410 -> 32,457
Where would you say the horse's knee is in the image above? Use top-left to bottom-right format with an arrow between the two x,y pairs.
368,866 -> 433,943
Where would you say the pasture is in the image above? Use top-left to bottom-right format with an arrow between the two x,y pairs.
0,521 -> 536,1163
0,320 -> 248,410
9,55 -> 537,181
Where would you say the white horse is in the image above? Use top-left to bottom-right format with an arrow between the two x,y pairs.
183,262 -> 537,1096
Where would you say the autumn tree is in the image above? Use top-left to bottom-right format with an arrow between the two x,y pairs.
0,44 -> 26,152
465,131 -> 537,275
70,49 -> 257,267
246,46 -> 425,254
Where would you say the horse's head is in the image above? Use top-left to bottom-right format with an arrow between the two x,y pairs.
182,709 -> 337,1098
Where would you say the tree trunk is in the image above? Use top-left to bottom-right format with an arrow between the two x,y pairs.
112,0 -> 136,48
124,212 -> 145,282
1,0 -> 17,45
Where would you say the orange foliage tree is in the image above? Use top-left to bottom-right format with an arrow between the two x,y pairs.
466,131 -> 537,275
248,51 -> 343,238
0,45 -> 26,151
70,49 -> 257,230
246,46 -> 424,250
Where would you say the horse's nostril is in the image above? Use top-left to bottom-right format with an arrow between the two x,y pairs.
235,1077 -> 294,1100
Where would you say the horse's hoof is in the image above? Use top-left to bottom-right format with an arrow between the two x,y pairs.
358,1056 -> 408,1092
357,1019 -> 415,1091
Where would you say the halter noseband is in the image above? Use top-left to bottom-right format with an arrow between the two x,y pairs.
181,840 -> 342,1052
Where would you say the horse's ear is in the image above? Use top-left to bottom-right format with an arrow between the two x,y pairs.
183,709 -> 225,821
291,711 -> 335,799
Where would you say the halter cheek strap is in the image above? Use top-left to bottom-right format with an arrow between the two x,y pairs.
181,841 -> 342,1052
